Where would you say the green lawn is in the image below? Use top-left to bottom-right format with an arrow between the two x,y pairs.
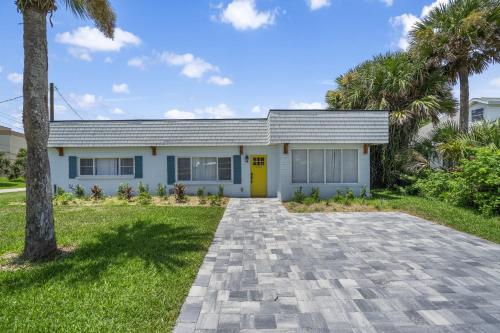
286,189 -> 500,244
0,192 -> 224,332
0,177 -> 25,189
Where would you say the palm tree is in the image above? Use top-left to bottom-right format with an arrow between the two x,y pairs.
15,0 -> 115,260
326,52 -> 456,187
410,0 -> 500,132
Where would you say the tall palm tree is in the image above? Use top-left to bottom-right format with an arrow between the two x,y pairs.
15,0 -> 115,260
326,52 -> 456,187
410,0 -> 500,132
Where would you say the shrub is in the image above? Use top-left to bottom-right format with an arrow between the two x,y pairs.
54,192 -> 73,205
197,187 -> 206,204
55,186 -> 65,196
360,185 -> 369,198
156,183 -> 167,198
346,189 -> 355,200
136,191 -> 152,205
303,197 -> 317,206
138,182 -> 149,194
90,185 -> 103,201
174,183 -> 186,202
292,187 -> 306,203
412,171 -> 454,201
218,184 -> 224,197
310,187 -> 320,202
332,190 -> 345,203
209,194 -> 221,206
117,183 -> 133,200
72,184 -> 85,198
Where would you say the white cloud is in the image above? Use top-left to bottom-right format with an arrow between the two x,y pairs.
489,77 -> 500,88
164,109 -> 196,119
219,0 -> 277,31
127,56 -> 147,69
159,52 -> 218,79
307,0 -> 330,11
69,93 -> 103,109
7,72 -> 23,84
104,56 -> 113,64
251,105 -> 267,116
111,108 -> 125,115
112,83 -> 130,94
390,0 -> 450,50
289,101 -> 324,109
380,0 -> 394,6
96,115 -> 110,120
208,75 -> 233,86
55,26 -> 141,60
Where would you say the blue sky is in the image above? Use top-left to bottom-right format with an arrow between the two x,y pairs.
0,0 -> 498,131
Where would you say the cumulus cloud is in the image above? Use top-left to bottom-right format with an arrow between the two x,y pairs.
289,101 -> 324,109
390,0 -> 450,50
111,108 -> 125,115
159,52 -> 218,79
251,105 -> 267,116
164,104 -> 236,119
7,72 -> 23,84
55,26 -> 141,60
164,109 -> 197,119
307,0 -> 330,11
208,75 -> 233,86
112,83 -> 130,94
127,56 -> 147,69
218,0 -> 277,31
69,93 -> 103,109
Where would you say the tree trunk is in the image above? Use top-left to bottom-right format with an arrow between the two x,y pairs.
458,65 -> 469,132
22,6 -> 57,260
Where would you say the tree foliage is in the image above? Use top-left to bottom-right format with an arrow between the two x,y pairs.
326,52 -> 456,187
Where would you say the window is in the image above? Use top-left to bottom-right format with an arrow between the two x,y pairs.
218,157 -> 232,181
291,148 -> 358,184
178,158 -> 191,181
120,158 -> 134,175
326,149 -> 341,183
192,157 -> 217,181
80,158 -> 93,176
342,149 -> 358,183
95,158 -> 119,176
308,150 -> 324,183
292,149 -> 307,183
471,108 -> 484,122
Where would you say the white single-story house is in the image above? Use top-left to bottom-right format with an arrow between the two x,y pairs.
47,110 -> 389,201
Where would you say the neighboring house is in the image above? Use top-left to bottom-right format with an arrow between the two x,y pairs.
47,110 -> 389,200
0,125 -> 26,160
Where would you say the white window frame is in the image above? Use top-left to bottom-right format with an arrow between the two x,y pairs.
290,148 -> 359,185
175,156 -> 233,183
77,157 -> 135,178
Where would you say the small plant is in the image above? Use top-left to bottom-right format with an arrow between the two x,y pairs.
174,183 -> 186,202
303,197 -> 317,206
117,182 -> 133,200
90,185 -> 103,201
333,189 -> 345,203
73,184 -> 85,198
138,181 -> 149,194
218,184 -> 224,197
209,194 -> 221,206
156,183 -> 167,198
360,185 -> 369,198
292,187 -> 306,203
346,189 -> 355,200
197,187 -> 206,204
55,186 -> 65,196
310,187 -> 320,202
136,191 -> 152,205
54,192 -> 73,205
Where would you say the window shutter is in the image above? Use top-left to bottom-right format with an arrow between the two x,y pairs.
233,155 -> 241,184
134,156 -> 143,179
167,156 -> 175,185
69,156 -> 77,179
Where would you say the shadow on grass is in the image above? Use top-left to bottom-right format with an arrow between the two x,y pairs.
370,189 -> 403,201
1,219 -> 211,291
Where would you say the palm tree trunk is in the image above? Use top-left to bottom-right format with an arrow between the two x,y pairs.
22,6 -> 57,260
458,65 -> 469,132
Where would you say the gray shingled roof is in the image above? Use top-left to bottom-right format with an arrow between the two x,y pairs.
48,110 -> 388,147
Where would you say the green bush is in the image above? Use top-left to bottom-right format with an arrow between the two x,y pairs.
292,187 -> 306,203
310,187 -> 320,202
197,187 -> 206,204
72,184 -> 85,198
412,171 -> 454,201
138,182 -> 149,194
208,195 -> 221,206
54,192 -> 74,205
218,185 -> 224,197
117,183 -> 133,200
303,197 -> 317,206
55,186 -> 65,196
156,183 -> 166,198
136,191 -> 152,205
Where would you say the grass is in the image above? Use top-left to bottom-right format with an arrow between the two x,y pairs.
285,189 -> 500,244
0,192 -> 225,332
0,177 -> 25,189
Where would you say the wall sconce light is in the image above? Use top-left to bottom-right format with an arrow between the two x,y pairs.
245,155 -> 249,163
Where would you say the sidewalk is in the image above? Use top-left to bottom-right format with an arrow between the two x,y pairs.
0,188 -> 26,194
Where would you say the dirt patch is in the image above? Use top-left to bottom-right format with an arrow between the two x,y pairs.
284,201 -> 389,213
52,195 -> 228,207
0,245 -> 76,272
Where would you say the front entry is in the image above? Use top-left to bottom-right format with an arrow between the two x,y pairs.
250,155 -> 267,197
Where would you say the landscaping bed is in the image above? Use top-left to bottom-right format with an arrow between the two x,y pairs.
0,192 -> 225,332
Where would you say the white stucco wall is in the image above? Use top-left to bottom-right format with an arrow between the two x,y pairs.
49,143 -> 370,200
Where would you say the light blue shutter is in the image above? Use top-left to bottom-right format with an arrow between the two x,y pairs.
233,155 -> 241,184
167,156 -> 175,185
134,156 -> 143,179
69,156 -> 77,179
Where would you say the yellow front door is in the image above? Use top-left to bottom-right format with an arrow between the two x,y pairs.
250,155 -> 267,197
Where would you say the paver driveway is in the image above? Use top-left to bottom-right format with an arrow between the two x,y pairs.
174,198 -> 500,333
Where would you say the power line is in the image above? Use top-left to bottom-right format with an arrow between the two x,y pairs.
54,86 -> 84,120
0,96 -> 22,104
